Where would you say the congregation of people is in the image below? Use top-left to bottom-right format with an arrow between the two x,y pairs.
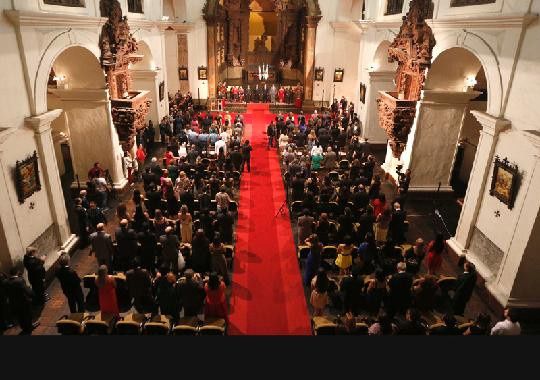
269,95 -> 521,335
0,91 -> 521,336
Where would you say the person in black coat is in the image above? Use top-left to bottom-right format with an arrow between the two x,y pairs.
55,253 -> 85,314
389,202 -> 407,245
397,308 -> 427,335
452,260 -> 478,316
115,219 -> 139,272
216,209 -> 234,244
241,140 -> 253,173
339,267 -> 364,316
138,224 -> 157,272
74,198 -> 89,247
154,268 -> 180,322
0,271 -> 14,332
177,270 -> 205,317
23,247 -> 47,306
429,313 -> 461,335
5,267 -> 38,334
191,230 -> 211,274
387,262 -> 413,316
126,258 -> 155,314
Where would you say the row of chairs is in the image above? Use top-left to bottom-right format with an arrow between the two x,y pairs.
312,312 -> 473,335
57,313 -> 227,336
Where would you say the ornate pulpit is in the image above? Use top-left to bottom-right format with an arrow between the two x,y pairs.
99,0 -> 151,152
377,0 -> 436,159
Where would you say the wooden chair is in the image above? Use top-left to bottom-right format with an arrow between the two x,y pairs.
84,312 -> 116,335
116,313 -> 146,335
56,313 -> 89,335
312,316 -> 337,335
143,315 -> 172,335
173,317 -> 200,336
199,318 -> 226,335
329,171 -> 340,182
322,246 -> 338,260
228,200 -> 239,213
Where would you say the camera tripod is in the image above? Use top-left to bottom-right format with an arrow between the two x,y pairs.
275,200 -> 287,218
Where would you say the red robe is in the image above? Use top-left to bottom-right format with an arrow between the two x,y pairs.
278,88 -> 285,103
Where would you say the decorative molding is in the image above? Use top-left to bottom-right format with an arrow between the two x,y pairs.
429,13 -> 538,29
330,21 -> 363,35
25,109 -> 63,134
471,110 -> 510,137
158,21 -> 195,33
4,9 -> 107,29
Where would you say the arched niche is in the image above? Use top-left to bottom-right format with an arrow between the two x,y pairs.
131,40 -> 155,71
51,46 -> 105,90
373,40 -> 398,72
426,47 -> 483,92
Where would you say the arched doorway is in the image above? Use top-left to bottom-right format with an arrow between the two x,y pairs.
364,40 -> 398,144
47,46 -> 122,226
425,47 -> 488,199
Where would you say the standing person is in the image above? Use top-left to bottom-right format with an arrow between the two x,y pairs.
335,236 -> 355,276
267,121 -> 276,149
74,198 -> 89,248
241,140 -> 253,173
160,227 -> 180,274
136,144 -> 147,180
389,202 -> 407,245
55,253 -> 85,314
115,219 -> 139,272
90,223 -> 115,270
23,247 -> 47,306
6,267 -> 38,334
87,201 -> 107,230
388,262 -> 413,316
177,270 -> 205,318
204,273 -> 228,322
126,259 -> 155,314
95,265 -> 119,317
303,234 -> 323,287
310,268 -> 329,316
191,230 -> 211,275
452,260 -> 478,316
426,233 -> 448,275
145,120 -> 155,153
210,236 -> 230,286
178,205 -> 193,244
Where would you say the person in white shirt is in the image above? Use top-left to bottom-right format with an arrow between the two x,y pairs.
311,142 -> 323,157
215,137 -> 227,156
491,308 -> 521,336
178,143 -> 188,159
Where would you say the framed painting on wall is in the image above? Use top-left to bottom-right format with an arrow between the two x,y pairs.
15,151 -> 41,204
334,68 -> 344,82
178,67 -> 188,81
489,156 -> 520,210
314,67 -> 324,81
198,66 -> 208,80
159,81 -> 165,102
360,83 -> 367,104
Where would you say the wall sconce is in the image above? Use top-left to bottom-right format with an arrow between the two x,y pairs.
53,75 -> 68,89
465,75 -> 477,88
366,64 -> 378,72
162,16 -> 170,21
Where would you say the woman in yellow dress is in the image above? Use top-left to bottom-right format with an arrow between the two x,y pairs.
178,205 -> 193,244
335,236 -> 355,275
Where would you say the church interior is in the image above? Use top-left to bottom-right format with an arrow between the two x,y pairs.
0,0 -> 539,336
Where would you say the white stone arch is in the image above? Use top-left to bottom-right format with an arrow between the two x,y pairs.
35,30 -> 103,115
372,39 -> 397,72
430,31 -> 503,117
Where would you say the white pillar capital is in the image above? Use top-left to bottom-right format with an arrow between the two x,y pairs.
471,111 -> 511,137
25,109 -> 63,134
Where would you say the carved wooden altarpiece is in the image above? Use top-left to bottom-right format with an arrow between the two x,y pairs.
377,0 -> 436,158
99,0 -> 151,152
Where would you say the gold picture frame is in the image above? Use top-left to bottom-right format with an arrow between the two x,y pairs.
15,151 -> 41,204
198,66 -> 208,80
178,66 -> 188,81
489,156 -> 519,210
334,68 -> 344,82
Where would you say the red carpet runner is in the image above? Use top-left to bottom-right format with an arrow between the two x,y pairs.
228,103 -> 311,335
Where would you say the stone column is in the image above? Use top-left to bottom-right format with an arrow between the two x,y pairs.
303,16 -> 321,104
25,110 -> 78,254
205,18 -> 218,100
448,111 -> 510,262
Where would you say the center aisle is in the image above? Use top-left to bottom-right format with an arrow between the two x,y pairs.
228,103 -> 311,335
